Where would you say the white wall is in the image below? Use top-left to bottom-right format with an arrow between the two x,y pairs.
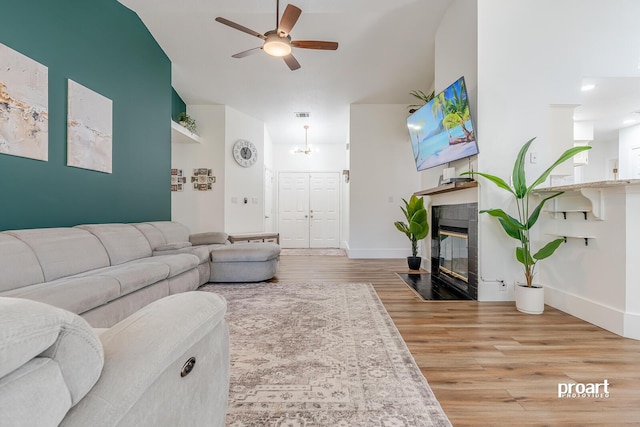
349,104 -> 422,258
272,143 -> 346,172
422,0 -> 479,191
619,124 -> 640,179
224,107 -> 266,233
263,126 -> 273,171
578,139 -> 618,183
478,0 -> 640,336
172,105 -> 268,234
419,0 -> 479,273
171,105 -> 226,233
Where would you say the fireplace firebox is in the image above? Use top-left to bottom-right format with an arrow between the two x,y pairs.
431,203 -> 478,300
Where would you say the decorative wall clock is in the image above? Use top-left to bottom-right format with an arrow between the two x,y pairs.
233,139 -> 258,167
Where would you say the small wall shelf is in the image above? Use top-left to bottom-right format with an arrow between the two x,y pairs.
545,209 -> 590,220
547,233 -> 594,246
171,120 -> 202,144
414,180 -> 477,196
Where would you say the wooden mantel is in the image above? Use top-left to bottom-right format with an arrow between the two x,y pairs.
414,180 -> 478,196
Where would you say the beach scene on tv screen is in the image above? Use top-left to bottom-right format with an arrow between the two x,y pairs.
407,77 -> 478,171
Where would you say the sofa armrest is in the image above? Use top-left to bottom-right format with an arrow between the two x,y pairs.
60,292 -> 230,427
189,232 -> 229,246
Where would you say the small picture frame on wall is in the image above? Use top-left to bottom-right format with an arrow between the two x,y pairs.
191,167 -> 216,191
171,168 -> 184,191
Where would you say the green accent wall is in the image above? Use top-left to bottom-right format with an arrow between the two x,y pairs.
172,88 -> 187,122
0,0 -> 171,231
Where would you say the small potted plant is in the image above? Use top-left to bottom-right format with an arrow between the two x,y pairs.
461,137 -> 591,314
408,90 -> 435,114
394,195 -> 429,270
177,112 -> 197,134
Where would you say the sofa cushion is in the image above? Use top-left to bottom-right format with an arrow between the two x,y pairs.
73,262 -> 171,297
132,222 -> 167,250
0,234 -> 45,292
210,243 -> 281,262
152,246 -> 210,265
6,228 -> 110,282
76,224 -> 152,265
131,253 -> 199,278
1,276 -> 121,315
156,242 -> 192,251
144,221 -> 191,244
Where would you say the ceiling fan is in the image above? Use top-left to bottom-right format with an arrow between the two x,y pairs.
215,0 -> 338,71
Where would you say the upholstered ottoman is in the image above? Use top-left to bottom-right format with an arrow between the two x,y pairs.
209,243 -> 280,283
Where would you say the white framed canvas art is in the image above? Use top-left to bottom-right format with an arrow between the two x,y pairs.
0,42 -> 48,161
67,79 -> 112,173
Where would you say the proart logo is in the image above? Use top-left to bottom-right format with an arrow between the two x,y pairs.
558,379 -> 610,399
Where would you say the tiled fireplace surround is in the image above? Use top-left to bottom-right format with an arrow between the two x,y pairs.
430,202 -> 478,300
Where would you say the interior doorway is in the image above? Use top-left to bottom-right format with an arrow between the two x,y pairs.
278,172 -> 340,248
264,167 -> 275,232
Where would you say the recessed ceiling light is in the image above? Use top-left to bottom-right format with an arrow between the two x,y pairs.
623,119 -> 637,125
581,84 -> 596,92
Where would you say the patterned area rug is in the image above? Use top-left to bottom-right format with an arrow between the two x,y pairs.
280,248 -> 346,256
200,282 -> 451,427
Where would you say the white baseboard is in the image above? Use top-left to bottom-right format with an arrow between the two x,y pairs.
346,248 -> 409,259
544,285 -> 629,338
624,312 -> 640,340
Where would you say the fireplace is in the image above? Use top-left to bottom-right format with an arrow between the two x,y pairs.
431,203 -> 478,300
439,229 -> 469,283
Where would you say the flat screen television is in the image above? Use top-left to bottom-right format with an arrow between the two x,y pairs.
406,76 -> 478,171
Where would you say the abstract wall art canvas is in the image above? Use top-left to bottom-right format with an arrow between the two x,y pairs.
0,42 -> 49,161
67,79 -> 112,173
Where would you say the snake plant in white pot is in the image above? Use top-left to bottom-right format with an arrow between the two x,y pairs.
462,137 -> 591,314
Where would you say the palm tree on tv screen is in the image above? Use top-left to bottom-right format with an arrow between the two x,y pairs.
442,81 -> 474,144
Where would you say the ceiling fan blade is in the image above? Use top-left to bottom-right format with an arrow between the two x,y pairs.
283,54 -> 301,71
232,46 -> 263,58
215,17 -> 266,40
291,40 -> 339,50
277,4 -> 302,36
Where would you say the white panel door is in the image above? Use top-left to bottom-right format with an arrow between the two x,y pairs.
278,173 -> 310,248
309,173 -> 340,248
264,168 -> 275,232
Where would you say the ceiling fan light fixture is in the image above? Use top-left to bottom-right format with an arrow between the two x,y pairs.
263,33 -> 291,57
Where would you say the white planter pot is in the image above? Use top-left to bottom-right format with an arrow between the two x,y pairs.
515,284 -> 544,314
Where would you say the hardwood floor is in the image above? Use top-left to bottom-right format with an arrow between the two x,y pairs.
273,254 -> 640,426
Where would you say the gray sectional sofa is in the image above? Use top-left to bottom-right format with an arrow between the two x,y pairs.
0,220 -> 280,426
0,221 -> 280,327
0,292 -> 230,427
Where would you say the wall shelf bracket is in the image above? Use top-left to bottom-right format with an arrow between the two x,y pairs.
579,189 -> 604,220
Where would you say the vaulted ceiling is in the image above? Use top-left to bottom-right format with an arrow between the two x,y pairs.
118,0 -> 454,147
